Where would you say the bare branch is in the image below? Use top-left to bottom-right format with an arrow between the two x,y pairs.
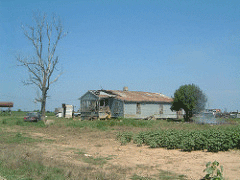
50,71 -> 63,85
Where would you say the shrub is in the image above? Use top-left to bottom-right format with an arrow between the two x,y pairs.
116,132 -> 133,145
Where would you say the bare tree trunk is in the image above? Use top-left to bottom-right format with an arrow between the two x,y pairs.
41,88 -> 47,122
184,110 -> 193,122
184,110 -> 189,122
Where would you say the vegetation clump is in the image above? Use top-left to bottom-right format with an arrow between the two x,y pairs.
203,161 -> 224,180
116,131 -> 133,145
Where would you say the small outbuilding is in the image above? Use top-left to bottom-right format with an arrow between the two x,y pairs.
0,102 -> 13,115
55,104 -> 74,118
79,88 -> 179,120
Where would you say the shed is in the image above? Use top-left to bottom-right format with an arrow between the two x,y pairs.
0,102 -> 13,115
79,88 -> 179,120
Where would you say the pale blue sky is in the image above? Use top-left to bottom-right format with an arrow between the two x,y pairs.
0,0 -> 239,112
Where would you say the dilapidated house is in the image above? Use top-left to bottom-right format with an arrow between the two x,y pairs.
79,87 -> 179,120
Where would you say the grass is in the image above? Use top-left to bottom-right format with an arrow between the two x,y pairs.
0,112 -> 240,179
2,111 -> 239,131
131,174 -> 155,180
74,149 -> 112,167
82,156 -> 108,166
0,132 -> 38,144
130,170 -> 187,180
0,144 -> 128,180
66,118 -> 157,131
0,144 -> 66,180
158,170 -> 187,180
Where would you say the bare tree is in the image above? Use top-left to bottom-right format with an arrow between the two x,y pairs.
17,13 -> 66,122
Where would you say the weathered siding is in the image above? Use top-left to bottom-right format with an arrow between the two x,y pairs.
155,104 -> 177,119
124,102 -> 177,119
80,91 -> 98,119
110,99 -> 124,118
124,103 -> 138,118
80,91 -> 98,101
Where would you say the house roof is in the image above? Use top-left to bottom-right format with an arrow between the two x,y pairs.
89,90 -> 173,103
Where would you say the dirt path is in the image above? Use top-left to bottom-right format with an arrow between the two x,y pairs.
28,127 -> 240,180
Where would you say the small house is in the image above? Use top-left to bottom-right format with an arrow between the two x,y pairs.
79,87 -> 179,120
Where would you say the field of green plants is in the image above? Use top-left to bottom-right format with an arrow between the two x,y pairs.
117,126 -> 240,152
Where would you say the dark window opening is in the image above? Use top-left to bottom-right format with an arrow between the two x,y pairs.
100,99 -> 109,107
159,104 -> 163,114
136,103 -> 141,114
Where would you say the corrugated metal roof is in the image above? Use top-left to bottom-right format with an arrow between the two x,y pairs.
89,90 -> 116,99
92,90 -> 172,103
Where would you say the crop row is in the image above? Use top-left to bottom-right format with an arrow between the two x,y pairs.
117,126 -> 240,152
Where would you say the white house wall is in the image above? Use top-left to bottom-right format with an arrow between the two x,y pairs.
156,104 -> 177,119
124,103 -> 138,118
124,102 -> 177,119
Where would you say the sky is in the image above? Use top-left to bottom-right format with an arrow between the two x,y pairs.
0,0 -> 240,112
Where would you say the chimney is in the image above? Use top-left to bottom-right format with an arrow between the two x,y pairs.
123,86 -> 128,91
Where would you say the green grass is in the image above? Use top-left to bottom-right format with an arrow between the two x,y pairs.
66,118 -> 208,131
66,118 -> 157,131
0,155 -> 66,180
0,131 -> 53,144
130,170 -> 187,180
82,156 -> 108,166
131,174 -> 155,180
0,113 -> 46,128
0,143 -> 66,180
74,149 -> 111,167
158,170 -> 187,180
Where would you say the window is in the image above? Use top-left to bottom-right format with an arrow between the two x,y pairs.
81,100 -> 97,111
159,104 -> 163,114
136,103 -> 141,114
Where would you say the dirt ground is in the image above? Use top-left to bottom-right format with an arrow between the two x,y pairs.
23,126 -> 240,180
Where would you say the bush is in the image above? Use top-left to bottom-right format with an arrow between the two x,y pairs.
116,132 -> 133,145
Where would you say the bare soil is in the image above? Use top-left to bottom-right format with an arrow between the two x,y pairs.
18,125 -> 240,180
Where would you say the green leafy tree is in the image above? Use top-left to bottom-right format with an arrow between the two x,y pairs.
171,84 -> 207,121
